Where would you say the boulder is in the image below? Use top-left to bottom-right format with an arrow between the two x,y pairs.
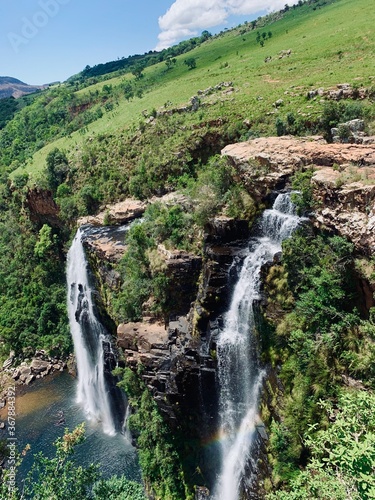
19,367 -> 32,383
25,374 -> 36,385
31,359 -> 50,374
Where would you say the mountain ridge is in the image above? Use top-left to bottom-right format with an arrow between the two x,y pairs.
0,76 -> 46,99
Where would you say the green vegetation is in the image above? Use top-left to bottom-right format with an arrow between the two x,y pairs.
110,156 -> 256,324
0,97 -> 18,129
268,391 -> 375,499
261,228 -> 375,496
71,31 -> 212,82
2,0 -> 374,185
0,0 -> 374,497
0,424 -> 146,500
0,181 -> 69,360
117,367 -> 193,500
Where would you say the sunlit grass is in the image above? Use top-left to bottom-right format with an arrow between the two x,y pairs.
12,0 -> 375,180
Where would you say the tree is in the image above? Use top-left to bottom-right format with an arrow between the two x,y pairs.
165,57 -> 177,70
34,224 -> 56,258
45,147 -> 69,193
201,30 -> 212,41
131,64 -> 144,80
123,82 -> 134,101
184,57 -> 197,70
23,424 -> 99,499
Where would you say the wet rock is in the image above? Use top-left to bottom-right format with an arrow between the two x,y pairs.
25,374 -> 36,385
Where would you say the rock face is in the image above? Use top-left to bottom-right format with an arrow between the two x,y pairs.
81,211 -> 252,492
223,136 -> 375,254
82,136 -> 375,496
78,199 -> 147,226
26,188 -> 61,227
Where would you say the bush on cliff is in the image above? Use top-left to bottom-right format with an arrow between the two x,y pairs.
262,227 -> 375,496
117,367 -> 193,500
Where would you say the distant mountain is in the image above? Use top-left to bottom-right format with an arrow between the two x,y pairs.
0,76 -> 46,99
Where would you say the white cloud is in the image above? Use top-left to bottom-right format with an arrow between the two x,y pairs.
155,0 -> 286,50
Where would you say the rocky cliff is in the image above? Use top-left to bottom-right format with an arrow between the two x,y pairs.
26,188 -> 62,227
80,135 -> 375,497
223,136 -> 375,254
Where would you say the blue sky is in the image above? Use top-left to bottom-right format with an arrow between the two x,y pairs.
0,0 -> 285,85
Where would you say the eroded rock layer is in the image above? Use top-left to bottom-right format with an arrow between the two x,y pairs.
223,136 -> 375,253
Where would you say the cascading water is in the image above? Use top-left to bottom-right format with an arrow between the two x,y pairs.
67,227 -> 123,436
214,193 -> 303,500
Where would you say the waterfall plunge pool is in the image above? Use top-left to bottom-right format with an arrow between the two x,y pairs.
0,370 -> 141,488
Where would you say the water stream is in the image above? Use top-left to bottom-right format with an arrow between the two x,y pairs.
214,193 -> 303,500
0,224 -> 140,487
67,227 -> 125,435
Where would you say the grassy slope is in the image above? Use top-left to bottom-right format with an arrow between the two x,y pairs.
11,0 -> 375,180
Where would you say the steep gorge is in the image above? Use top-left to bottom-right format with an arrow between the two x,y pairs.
79,136 -> 375,498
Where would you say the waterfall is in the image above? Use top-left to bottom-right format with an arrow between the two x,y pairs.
67,227 -> 122,436
214,193 -> 302,500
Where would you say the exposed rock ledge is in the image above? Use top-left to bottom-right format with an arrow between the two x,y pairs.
78,199 -> 147,226
223,136 -> 375,254
78,192 -> 191,227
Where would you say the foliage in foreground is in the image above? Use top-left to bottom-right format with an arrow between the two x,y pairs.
0,424 -> 146,500
268,391 -> 375,500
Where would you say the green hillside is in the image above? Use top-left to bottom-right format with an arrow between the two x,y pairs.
4,0 -> 374,191
1,0 -> 375,498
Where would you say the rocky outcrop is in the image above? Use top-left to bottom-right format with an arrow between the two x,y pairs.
26,188 -> 61,227
82,225 -> 128,264
78,199 -> 147,226
157,245 -> 203,317
331,119 -> 375,145
306,83 -> 371,101
223,136 -> 375,254
0,350 -> 68,412
10,352 -> 66,384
